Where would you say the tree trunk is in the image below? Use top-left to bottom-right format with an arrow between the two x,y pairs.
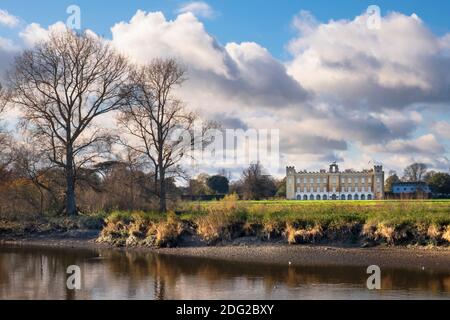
66,144 -> 77,216
159,166 -> 167,213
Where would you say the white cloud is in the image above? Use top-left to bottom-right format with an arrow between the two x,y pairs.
434,121 -> 450,139
176,1 -> 216,19
112,11 -> 230,77
0,9 -> 19,28
287,11 -> 450,110
366,134 -> 446,156
19,22 -> 67,47
111,10 -> 309,109
0,37 -> 19,77
2,9 -> 450,176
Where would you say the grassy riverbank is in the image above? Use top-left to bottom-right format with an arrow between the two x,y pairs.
96,196 -> 450,248
0,214 -> 104,238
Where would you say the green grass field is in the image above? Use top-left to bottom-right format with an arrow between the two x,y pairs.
180,199 -> 450,223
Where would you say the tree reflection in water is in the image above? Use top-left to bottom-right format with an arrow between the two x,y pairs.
0,245 -> 449,300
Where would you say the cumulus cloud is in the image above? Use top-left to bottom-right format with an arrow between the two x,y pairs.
176,1 -> 216,19
2,8 -> 450,176
366,134 -> 446,156
287,11 -> 450,110
101,9 -> 450,173
111,10 -> 310,110
0,9 -> 19,28
19,22 -> 67,47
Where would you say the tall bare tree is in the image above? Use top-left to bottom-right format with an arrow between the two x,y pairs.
403,163 -> 428,182
118,59 -> 197,213
8,30 -> 129,215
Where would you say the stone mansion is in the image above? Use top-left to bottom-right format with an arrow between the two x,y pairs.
286,163 -> 385,201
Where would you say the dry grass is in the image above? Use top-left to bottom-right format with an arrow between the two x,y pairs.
285,223 -> 323,244
154,212 -> 183,247
443,226 -> 450,243
96,199 -> 450,247
195,194 -> 245,243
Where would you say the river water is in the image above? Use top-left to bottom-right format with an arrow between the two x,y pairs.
0,245 -> 449,300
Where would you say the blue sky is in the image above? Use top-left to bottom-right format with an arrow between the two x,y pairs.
1,1 -> 450,176
1,0 -> 450,59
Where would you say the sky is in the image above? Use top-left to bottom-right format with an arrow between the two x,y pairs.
1,0 -> 450,178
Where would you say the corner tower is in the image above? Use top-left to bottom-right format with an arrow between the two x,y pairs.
286,167 -> 296,200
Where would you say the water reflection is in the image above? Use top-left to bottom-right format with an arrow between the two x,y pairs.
0,245 -> 449,300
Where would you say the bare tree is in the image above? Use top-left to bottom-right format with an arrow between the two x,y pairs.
0,83 -> 6,115
241,162 -> 277,200
0,83 -> 13,176
403,163 -> 428,182
118,59 -> 198,213
11,140 -> 65,214
8,30 -> 129,215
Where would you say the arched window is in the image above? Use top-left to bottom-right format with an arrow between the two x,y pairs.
303,195 -> 308,201
332,194 -> 337,200
354,194 -> 359,200
341,194 -> 346,200
361,194 -> 366,200
316,195 -> 321,200
348,194 -> 352,200
323,195 -> 328,200
297,195 -> 302,200
368,194 -> 372,200
310,194 -> 315,200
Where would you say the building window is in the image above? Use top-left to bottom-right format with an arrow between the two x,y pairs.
362,177 -> 365,183
323,177 -> 327,183
304,177 -> 307,183
310,177 -> 314,183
